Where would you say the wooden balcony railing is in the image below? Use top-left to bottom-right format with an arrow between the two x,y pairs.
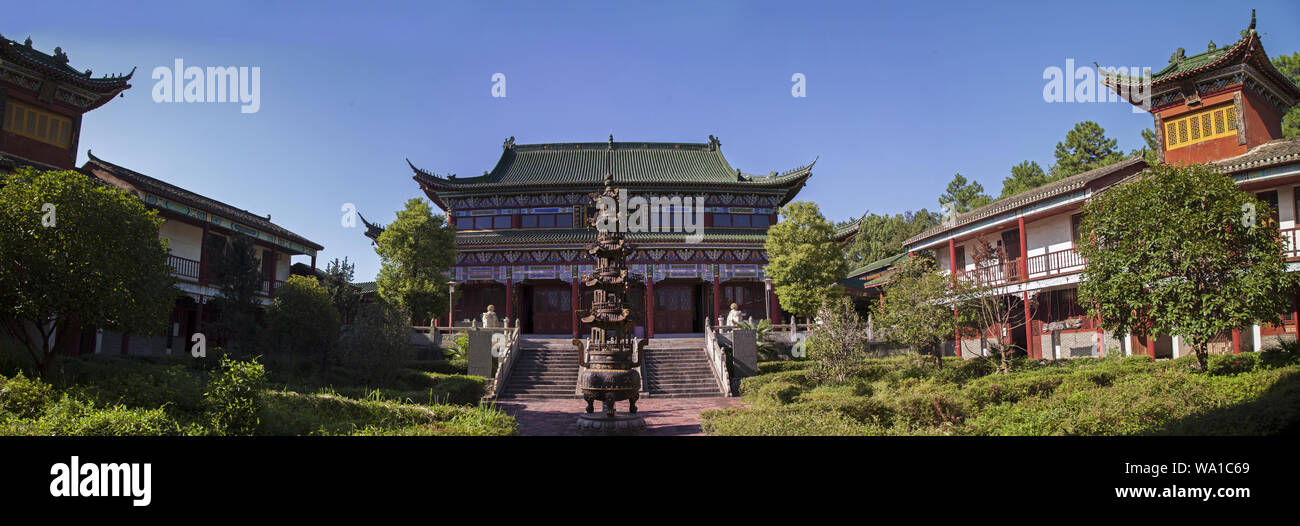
1026,247 -> 1086,278
953,247 -> 1087,288
167,255 -> 201,281
955,258 -> 1022,287
1282,227 -> 1300,260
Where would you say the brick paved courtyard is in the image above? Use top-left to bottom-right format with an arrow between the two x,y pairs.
494,397 -> 742,436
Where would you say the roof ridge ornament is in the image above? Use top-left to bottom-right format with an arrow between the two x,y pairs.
708,135 -> 720,151
53,46 -> 69,64
608,133 -> 614,149
24,36 -> 32,47
503,136 -> 515,150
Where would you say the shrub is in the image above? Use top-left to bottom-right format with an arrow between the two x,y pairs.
204,356 -> 267,436
333,300 -> 414,386
1259,339 -> 1300,369
0,396 -> 184,436
54,356 -> 207,418
756,360 -> 814,375
257,390 -> 514,435
964,373 -> 1066,408
408,358 -> 469,375
0,373 -> 53,420
393,370 -> 486,405
701,407 -> 871,436
1208,353 -> 1259,376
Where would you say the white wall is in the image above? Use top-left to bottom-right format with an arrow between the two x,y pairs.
159,220 -> 203,260
1025,213 -> 1074,257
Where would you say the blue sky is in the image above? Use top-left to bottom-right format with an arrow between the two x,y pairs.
8,0 -> 1299,281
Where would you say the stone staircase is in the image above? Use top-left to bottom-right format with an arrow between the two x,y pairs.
643,338 -> 725,398
498,337 -> 580,400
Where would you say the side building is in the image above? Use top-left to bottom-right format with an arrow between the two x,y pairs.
399,136 -> 813,337
900,12 -> 1300,359
1,35 -> 323,357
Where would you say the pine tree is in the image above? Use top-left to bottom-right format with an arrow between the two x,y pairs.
1050,121 -> 1125,178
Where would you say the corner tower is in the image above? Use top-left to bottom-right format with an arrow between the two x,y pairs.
1103,10 -> 1300,166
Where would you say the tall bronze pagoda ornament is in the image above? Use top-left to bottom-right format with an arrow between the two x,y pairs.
573,140 -> 647,435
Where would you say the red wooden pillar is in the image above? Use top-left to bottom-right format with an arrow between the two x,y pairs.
505,279 -> 514,322
195,296 -> 204,334
1023,291 -> 1035,359
571,280 -> 580,339
310,252 -> 316,274
949,238 -> 959,356
1017,216 -> 1028,282
646,277 -> 655,339
1231,328 -> 1242,354
269,248 -> 278,297
198,221 -> 210,285
711,276 -> 721,324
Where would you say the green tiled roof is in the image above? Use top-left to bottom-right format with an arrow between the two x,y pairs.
456,228 -> 770,246
355,281 -> 378,293
1101,14 -> 1300,103
847,253 -> 908,279
0,34 -> 133,104
411,138 -> 814,192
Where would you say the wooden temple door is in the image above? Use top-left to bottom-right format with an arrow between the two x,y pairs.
529,284 -> 572,334
654,283 -> 698,334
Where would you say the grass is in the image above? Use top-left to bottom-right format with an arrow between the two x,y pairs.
701,348 -> 1300,436
0,351 -> 514,436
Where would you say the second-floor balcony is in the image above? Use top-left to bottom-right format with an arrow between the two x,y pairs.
166,254 -> 284,297
953,247 -> 1086,288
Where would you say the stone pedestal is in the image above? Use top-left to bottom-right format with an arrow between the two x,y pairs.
576,413 -> 646,436
467,330 -> 494,378
731,329 -> 759,380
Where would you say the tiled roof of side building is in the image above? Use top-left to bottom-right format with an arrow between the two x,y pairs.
904,156 -> 1148,247
455,228 -> 771,246
846,252 -> 909,279
0,152 -> 65,173
83,152 -> 324,252
410,137 -> 815,193
1214,137 -> 1300,173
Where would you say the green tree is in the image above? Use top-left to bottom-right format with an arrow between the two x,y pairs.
807,295 -> 869,383
334,299 -> 413,386
764,201 -> 848,319
266,275 -> 340,367
841,209 -> 942,268
875,255 -> 958,369
938,173 -> 992,215
323,257 -> 360,323
998,161 -> 1051,199
1136,128 -> 1161,166
1077,163 -> 1295,371
0,168 -> 176,376
205,233 -> 264,354
1050,121 -> 1125,178
375,198 -> 456,323
1272,52 -> 1300,139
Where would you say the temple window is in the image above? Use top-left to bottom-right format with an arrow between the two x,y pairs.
1164,103 -> 1236,151
4,100 -> 74,148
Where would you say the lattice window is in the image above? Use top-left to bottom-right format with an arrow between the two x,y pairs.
1164,103 -> 1239,151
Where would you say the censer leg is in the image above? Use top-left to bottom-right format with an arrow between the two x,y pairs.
603,393 -> 616,417
585,397 -> 594,414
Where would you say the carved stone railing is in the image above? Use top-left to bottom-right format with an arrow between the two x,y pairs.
491,319 -> 522,399
702,318 -> 734,396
